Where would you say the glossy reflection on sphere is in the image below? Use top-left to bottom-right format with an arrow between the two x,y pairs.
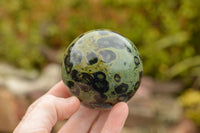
62,30 -> 143,109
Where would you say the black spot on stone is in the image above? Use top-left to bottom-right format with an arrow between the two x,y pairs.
117,94 -> 129,102
99,50 -> 116,63
98,30 -> 109,35
111,91 -> 115,95
65,64 -> 73,74
97,36 -> 125,49
64,55 -> 70,65
101,94 -> 107,99
115,83 -> 129,94
92,80 -> 109,93
134,81 -> 140,91
134,56 -> 140,66
114,74 -> 121,82
71,69 -> 79,81
71,50 -> 82,65
79,73 -> 93,85
87,52 -> 98,65
67,81 -> 74,88
64,55 -> 73,74
79,34 -> 84,38
93,71 -> 106,81
71,70 -> 93,85
126,46 -> 132,53
68,43 -> 75,54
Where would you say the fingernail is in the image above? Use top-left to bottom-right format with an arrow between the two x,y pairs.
67,96 -> 78,103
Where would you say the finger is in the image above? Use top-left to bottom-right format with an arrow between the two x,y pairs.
100,102 -> 129,133
90,110 -> 110,133
14,95 -> 80,133
47,81 -> 70,98
58,105 -> 100,133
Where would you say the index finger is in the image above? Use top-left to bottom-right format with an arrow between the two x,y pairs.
46,81 -> 70,98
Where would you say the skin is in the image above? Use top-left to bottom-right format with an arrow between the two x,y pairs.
14,81 -> 129,133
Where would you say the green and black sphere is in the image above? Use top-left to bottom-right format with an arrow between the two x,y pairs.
62,30 -> 143,109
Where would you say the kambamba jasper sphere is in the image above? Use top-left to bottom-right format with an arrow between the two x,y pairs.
61,30 -> 143,109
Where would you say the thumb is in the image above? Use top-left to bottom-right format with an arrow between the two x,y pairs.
14,95 -> 80,133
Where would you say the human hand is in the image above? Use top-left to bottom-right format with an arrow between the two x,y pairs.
14,81 -> 129,133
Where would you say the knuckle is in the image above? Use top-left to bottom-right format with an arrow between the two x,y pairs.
27,95 -> 56,113
38,95 -> 56,108
40,94 -> 55,101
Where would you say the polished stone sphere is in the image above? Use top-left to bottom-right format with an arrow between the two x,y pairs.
62,30 -> 143,109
